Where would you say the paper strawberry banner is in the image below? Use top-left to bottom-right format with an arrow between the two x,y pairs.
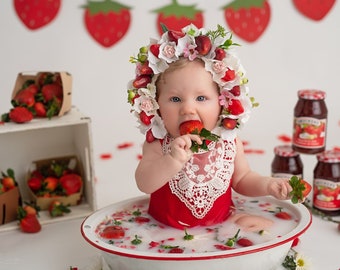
14,0 -> 61,30
293,0 -> 336,21
221,0 -> 271,43
82,0 -> 131,48
152,0 -> 204,36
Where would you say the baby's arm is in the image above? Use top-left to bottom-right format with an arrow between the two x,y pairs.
135,134 -> 202,194
231,137 -> 292,200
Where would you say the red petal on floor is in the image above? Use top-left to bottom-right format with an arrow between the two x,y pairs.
277,134 -> 291,143
117,142 -> 134,149
100,153 -> 112,160
244,148 -> 265,154
242,140 -> 249,146
333,146 -> 340,152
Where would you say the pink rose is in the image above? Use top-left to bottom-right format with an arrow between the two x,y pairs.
140,98 -> 154,112
212,61 -> 226,74
162,45 -> 176,58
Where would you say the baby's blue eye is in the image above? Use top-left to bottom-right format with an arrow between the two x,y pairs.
170,96 -> 181,102
197,96 -> 206,101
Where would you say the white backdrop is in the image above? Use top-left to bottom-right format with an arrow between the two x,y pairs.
0,0 -> 339,209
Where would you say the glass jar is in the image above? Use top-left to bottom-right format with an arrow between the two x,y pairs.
271,145 -> 303,178
313,150 -> 340,216
292,89 -> 328,154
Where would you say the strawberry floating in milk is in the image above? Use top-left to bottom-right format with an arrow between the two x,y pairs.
81,194 -> 312,270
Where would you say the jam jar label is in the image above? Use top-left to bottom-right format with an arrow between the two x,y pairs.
313,179 -> 340,211
293,117 -> 326,148
272,173 -> 302,179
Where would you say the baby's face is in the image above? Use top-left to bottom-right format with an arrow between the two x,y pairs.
157,60 -> 220,138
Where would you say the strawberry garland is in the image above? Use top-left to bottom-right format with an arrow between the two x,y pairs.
127,24 -> 258,145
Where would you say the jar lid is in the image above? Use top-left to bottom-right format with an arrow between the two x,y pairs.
317,150 -> 340,163
274,145 -> 299,157
298,89 -> 326,100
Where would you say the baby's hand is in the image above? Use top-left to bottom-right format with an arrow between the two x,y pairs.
267,178 -> 293,200
170,134 -> 202,164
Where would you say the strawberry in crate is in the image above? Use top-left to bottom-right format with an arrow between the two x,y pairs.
0,168 -> 21,225
49,200 -> 71,218
27,157 -> 83,210
1,72 -> 70,123
0,168 -> 18,194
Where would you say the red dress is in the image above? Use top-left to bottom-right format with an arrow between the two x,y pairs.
148,135 -> 237,229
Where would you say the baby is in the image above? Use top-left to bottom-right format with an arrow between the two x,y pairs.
127,24 -> 292,231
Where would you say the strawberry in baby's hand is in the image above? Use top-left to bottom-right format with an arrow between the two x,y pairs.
289,176 -> 312,204
179,120 -> 203,135
179,120 -> 220,153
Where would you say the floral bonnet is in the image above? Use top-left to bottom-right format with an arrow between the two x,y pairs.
127,24 -> 257,142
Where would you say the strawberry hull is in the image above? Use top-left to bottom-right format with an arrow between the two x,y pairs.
12,71 -> 72,117
27,156 -> 84,210
0,187 -> 21,225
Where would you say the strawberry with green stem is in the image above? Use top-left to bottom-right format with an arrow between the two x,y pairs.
23,201 -> 40,217
222,117 -> 238,130
34,102 -> 47,117
225,228 -> 254,247
28,175 -> 43,192
41,83 -> 63,102
179,120 -> 220,153
59,173 -> 82,195
42,176 -> 59,192
1,168 -> 17,190
37,72 -> 55,88
82,0 -> 131,48
49,201 -> 71,217
12,87 -> 36,108
289,175 -> 312,204
152,0 -> 204,36
17,205 -> 41,233
7,107 -> 33,124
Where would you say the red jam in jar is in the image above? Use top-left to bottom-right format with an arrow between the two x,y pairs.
313,150 -> 340,216
271,145 -> 303,178
292,90 -> 327,154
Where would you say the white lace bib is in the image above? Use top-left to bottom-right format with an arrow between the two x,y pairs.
162,135 -> 236,219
